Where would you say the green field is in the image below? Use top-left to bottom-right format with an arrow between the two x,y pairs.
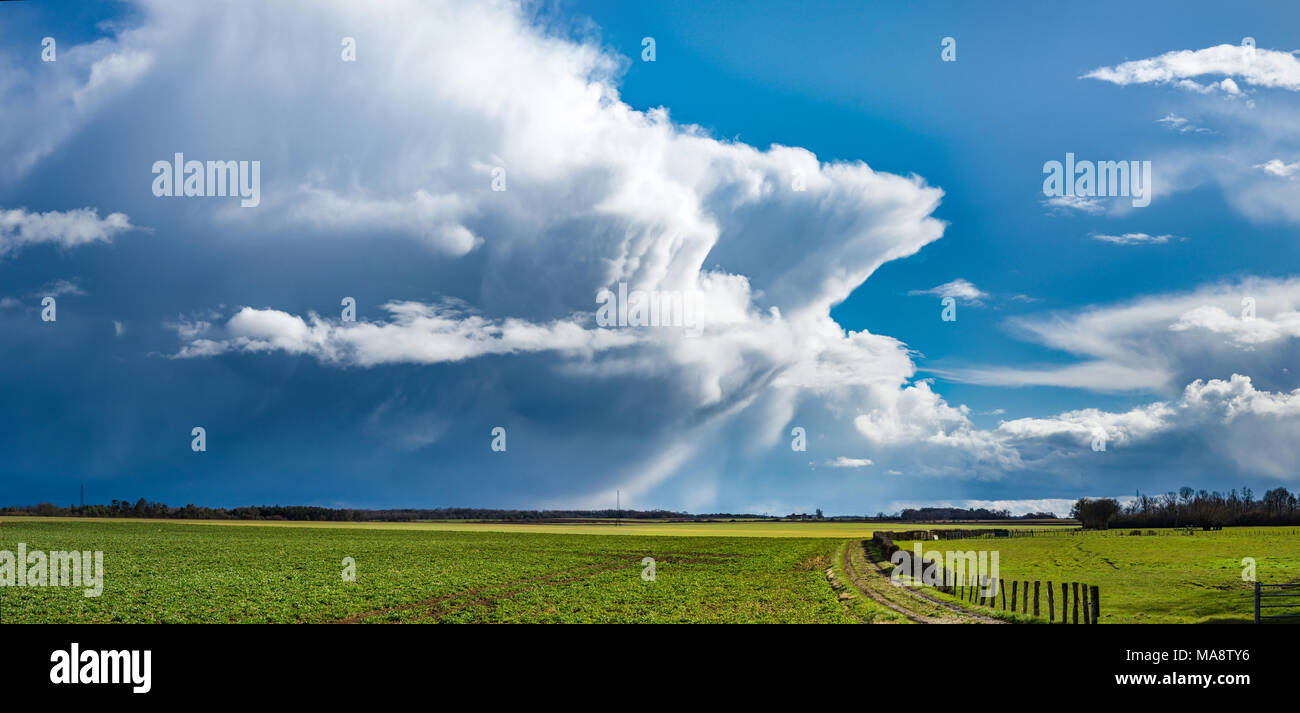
0,516 -> 1061,539
894,529 -> 1300,624
2,517 -> 1295,623
0,518 -> 890,623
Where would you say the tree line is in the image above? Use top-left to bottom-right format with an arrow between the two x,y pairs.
1073,486 -> 1300,529
0,500 -> 756,522
895,507 -> 1059,521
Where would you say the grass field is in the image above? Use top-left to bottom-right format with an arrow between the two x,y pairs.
2,517 -> 1295,623
893,529 -> 1300,624
0,516 -> 1062,539
0,518 -> 889,623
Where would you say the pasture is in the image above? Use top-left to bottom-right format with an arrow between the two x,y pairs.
2,517 -> 1294,623
0,518 -> 880,623
892,528 -> 1300,624
0,516 -> 1061,539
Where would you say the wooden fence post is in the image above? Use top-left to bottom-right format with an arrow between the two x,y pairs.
1022,580 -> 1029,614
1011,581 -> 1017,611
1090,585 -> 1100,624
1060,582 -> 1068,623
1034,581 -> 1040,617
1072,582 -> 1080,624
1000,579 -> 1006,610
1081,585 -> 1090,624
1048,580 -> 1054,621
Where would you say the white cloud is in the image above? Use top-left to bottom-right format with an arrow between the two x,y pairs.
997,374 -> 1300,480
0,207 -> 133,259
280,187 -> 482,256
1042,195 -> 1105,214
1089,232 -> 1182,245
945,277 -> 1300,394
826,456 -> 873,468
68,0 -> 971,506
34,279 -> 88,298
1084,43 -> 1300,93
16,1 -> 1300,506
1255,159 -> 1300,178
177,301 -> 638,365
1156,113 -> 1211,134
1082,57 -> 1300,225
1170,305 -> 1300,347
908,278 -> 988,305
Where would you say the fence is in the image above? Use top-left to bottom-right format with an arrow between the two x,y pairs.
880,527 -> 1300,541
874,528 -> 1056,541
870,534 -> 1100,623
1254,582 -> 1300,623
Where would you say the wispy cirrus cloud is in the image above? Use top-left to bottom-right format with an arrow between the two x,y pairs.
1156,113 -> 1211,134
908,278 -> 988,305
1041,194 -> 1105,215
941,276 -> 1300,395
1089,232 -> 1183,246
1083,43 -> 1300,94
826,456 -> 873,468
33,279 -> 87,298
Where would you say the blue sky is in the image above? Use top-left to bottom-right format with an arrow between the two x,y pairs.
2,0 -> 1299,515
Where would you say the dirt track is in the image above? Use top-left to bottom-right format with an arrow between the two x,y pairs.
839,540 -> 1003,624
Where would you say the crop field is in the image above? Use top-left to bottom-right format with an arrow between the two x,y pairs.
893,528 -> 1300,624
3,517 -> 1295,624
0,518 -> 895,623
0,516 -> 1062,539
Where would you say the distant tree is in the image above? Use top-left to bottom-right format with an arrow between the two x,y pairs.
1072,498 -> 1121,530
1263,487 -> 1291,516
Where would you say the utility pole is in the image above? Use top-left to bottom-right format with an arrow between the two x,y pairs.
616,490 -> 620,527
80,485 -> 84,508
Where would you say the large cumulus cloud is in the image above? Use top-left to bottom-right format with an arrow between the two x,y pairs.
0,0 -> 967,508
5,1 -> 1300,511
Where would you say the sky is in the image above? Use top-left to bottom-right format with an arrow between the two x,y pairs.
1,0 -> 1299,516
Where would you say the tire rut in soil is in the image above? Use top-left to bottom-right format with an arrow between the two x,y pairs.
844,540 -> 1003,624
